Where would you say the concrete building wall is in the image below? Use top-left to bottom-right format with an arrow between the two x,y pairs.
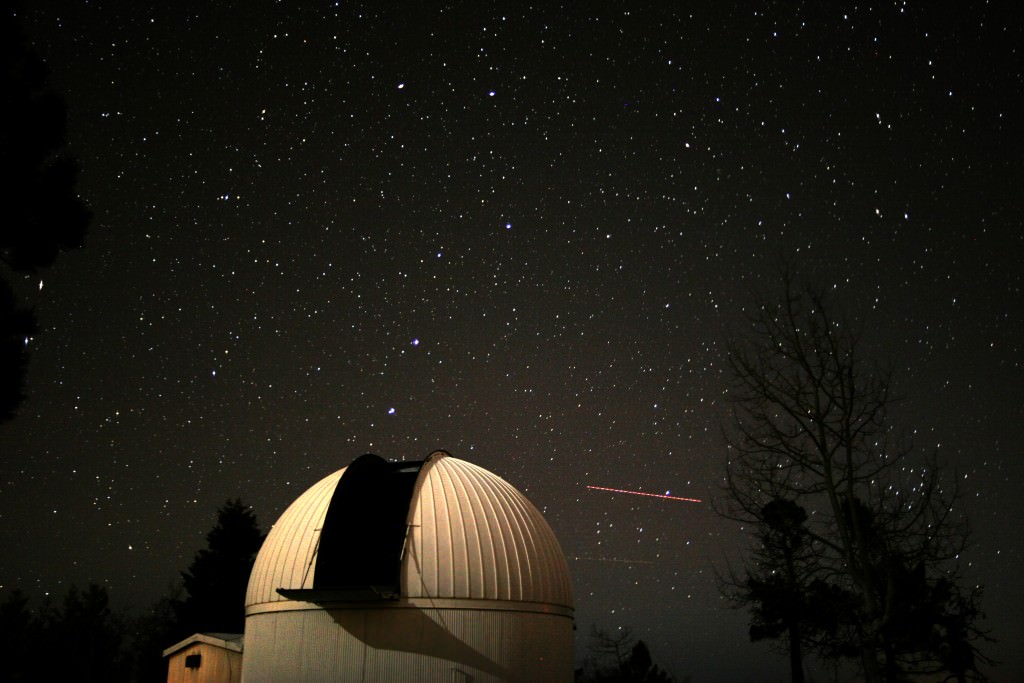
242,602 -> 573,683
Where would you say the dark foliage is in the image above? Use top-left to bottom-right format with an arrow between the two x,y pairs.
0,584 -> 130,683
0,6 -> 90,422
735,499 -> 817,683
0,499 -> 263,682
46,585 -> 131,682
0,588 -> 37,683
0,279 -> 36,421
577,626 -> 674,683
842,496 -> 993,682
175,499 -> 264,635
129,587 -> 187,683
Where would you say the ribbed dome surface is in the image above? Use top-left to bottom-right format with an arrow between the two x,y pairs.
404,455 -> 572,606
245,452 -> 572,611
245,466 -> 345,608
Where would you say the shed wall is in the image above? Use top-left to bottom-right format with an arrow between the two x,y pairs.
166,642 -> 242,683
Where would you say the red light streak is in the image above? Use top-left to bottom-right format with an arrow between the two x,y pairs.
586,485 -> 702,503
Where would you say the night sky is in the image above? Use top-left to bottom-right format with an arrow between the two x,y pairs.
3,2 -> 1022,681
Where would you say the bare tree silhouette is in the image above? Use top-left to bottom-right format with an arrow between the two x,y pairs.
719,274 -> 990,682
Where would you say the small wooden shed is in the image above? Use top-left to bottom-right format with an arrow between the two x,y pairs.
163,632 -> 244,683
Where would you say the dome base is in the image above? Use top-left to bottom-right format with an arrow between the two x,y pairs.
242,603 -> 573,683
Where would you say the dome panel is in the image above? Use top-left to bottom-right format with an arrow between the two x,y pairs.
402,455 -> 573,608
245,467 -> 344,608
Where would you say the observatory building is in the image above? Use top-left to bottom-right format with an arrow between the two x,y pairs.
240,451 -> 575,682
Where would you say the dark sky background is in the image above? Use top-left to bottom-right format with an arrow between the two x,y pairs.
3,2 -> 1022,681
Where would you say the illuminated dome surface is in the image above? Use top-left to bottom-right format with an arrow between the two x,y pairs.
242,451 -> 574,682
246,451 -> 573,611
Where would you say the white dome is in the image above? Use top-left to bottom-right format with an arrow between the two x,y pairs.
245,451 -> 573,612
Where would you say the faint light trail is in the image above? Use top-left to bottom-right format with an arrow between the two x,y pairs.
586,485 -> 702,503
572,555 -> 655,565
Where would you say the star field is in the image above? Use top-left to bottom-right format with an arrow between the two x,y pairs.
1,3 -> 1022,681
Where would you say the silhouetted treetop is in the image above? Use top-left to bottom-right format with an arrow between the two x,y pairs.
176,499 -> 264,636
0,8 -> 90,422
1,9 -> 89,272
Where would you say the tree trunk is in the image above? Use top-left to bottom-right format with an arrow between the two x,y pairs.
788,622 -> 805,683
861,643 -> 882,683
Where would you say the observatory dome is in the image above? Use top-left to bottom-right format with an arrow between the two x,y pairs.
241,451 -> 574,683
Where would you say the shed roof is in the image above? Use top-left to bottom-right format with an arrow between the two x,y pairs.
162,632 -> 244,658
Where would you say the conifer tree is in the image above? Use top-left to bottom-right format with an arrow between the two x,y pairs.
176,499 -> 263,635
